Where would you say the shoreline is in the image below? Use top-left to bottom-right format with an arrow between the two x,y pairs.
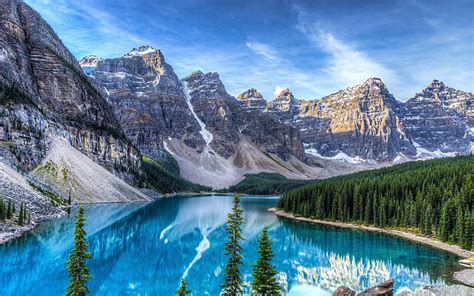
269,208 -> 474,258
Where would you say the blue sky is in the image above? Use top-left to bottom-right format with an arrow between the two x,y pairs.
26,0 -> 473,101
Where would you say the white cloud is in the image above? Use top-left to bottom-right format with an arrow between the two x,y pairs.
310,31 -> 396,86
273,85 -> 286,97
246,42 -> 280,62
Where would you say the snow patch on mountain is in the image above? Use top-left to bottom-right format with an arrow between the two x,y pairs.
305,148 -> 368,164
413,141 -> 456,159
182,81 -> 213,146
124,46 -> 157,57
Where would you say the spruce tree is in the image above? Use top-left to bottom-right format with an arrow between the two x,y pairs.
6,199 -> 12,219
66,206 -> 92,296
176,278 -> 191,296
251,226 -> 281,296
17,203 -> 24,226
23,204 -> 27,224
222,194 -> 245,296
0,197 -> 4,220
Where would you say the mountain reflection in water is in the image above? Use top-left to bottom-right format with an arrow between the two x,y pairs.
0,195 -> 459,295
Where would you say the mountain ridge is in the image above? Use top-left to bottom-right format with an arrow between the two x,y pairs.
81,45 -> 472,187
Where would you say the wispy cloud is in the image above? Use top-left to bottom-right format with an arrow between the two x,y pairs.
26,0 -> 149,58
294,6 -> 397,88
246,42 -> 280,62
315,32 -> 396,86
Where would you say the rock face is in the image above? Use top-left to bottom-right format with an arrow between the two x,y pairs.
266,88 -> 300,124
265,78 -> 473,162
83,41 -> 473,186
183,71 -> 305,161
90,46 -> 203,160
267,79 -> 416,162
236,88 -> 267,110
85,50 -> 307,187
398,80 -> 472,154
0,0 -> 142,190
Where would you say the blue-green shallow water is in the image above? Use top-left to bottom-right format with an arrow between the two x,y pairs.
0,195 -> 460,295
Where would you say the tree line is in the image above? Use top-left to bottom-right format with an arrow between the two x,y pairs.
0,197 -> 31,226
220,173 -> 313,195
278,156 -> 474,250
66,195 -> 282,295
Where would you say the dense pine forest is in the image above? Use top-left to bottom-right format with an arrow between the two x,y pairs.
278,156 -> 474,250
141,154 -> 211,193
221,173 -> 313,195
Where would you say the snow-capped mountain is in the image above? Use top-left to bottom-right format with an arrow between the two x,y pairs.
265,78 -> 416,162
80,45 -> 473,187
398,80 -> 473,156
83,49 -> 314,187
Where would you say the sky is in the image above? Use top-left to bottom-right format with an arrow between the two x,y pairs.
26,0 -> 474,101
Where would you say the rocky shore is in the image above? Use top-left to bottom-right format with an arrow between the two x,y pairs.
269,208 -> 473,258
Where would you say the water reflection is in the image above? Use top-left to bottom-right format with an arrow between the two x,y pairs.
0,195 -> 459,296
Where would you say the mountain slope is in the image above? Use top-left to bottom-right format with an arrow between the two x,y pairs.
84,50 -> 311,188
267,78 -> 416,162
0,0 -> 147,207
399,80 -> 472,155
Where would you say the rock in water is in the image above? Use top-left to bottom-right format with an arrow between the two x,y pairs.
453,269 -> 474,287
357,279 -> 394,296
333,286 -> 356,296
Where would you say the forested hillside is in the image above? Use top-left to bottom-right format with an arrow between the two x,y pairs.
278,156 -> 474,250
141,155 -> 211,193
221,173 -> 313,195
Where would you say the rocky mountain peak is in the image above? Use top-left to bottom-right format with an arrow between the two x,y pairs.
237,88 -> 263,100
79,55 -> 102,67
124,45 -> 159,58
236,88 -> 266,110
184,71 -> 230,101
275,88 -> 296,102
79,55 -> 102,75
268,88 -> 298,112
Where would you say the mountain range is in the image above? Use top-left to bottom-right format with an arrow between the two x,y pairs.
0,0 -> 472,226
78,45 -> 473,187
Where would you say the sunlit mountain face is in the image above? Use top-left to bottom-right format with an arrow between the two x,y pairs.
0,195 -> 459,295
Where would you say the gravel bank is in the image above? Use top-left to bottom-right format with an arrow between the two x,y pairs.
269,208 -> 474,258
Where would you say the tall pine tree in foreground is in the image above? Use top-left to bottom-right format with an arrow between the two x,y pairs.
251,226 -> 281,296
176,278 -> 191,296
66,206 -> 92,296
222,194 -> 245,296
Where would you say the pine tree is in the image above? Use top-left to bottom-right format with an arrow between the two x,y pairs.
23,204 -> 27,224
175,278 -> 191,296
17,203 -> 24,226
6,199 -> 12,219
251,226 -> 281,296
66,206 -> 92,296
0,197 -> 4,220
222,194 -> 245,296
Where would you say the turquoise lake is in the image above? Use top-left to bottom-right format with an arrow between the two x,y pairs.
0,195 -> 461,295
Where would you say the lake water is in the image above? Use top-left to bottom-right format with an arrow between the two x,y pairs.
0,195 -> 461,295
